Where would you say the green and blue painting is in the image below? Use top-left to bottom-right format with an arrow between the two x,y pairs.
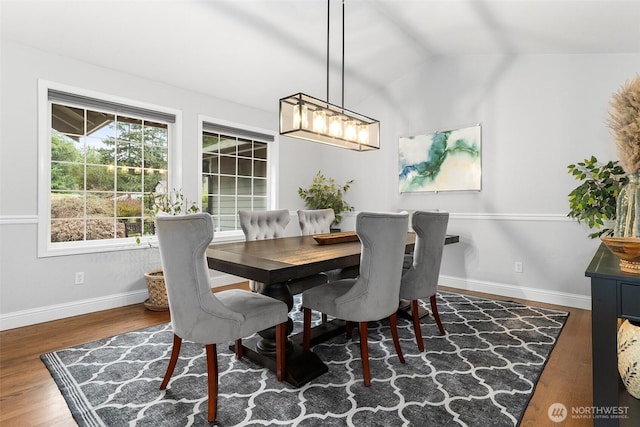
399,124 -> 481,192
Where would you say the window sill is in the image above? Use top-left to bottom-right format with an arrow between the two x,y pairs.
38,230 -> 247,258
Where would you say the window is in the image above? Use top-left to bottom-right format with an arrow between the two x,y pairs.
39,82 -> 180,256
201,120 -> 275,234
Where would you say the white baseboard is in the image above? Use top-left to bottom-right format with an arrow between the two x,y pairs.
0,289 -> 149,331
439,275 -> 592,310
1,273 -> 590,331
0,273 -> 244,331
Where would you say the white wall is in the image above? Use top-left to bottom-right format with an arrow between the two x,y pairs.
0,41 -> 317,329
2,38 -> 639,330
321,53 -> 640,308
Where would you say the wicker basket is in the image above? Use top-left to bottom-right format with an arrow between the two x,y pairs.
618,319 -> 640,399
144,270 -> 169,311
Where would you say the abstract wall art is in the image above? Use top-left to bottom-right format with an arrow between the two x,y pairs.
398,124 -> 481,193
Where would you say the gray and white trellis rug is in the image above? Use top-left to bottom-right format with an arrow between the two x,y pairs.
41,291 -> 568,426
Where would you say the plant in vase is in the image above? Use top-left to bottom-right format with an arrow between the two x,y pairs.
298,171 -> 354,229
609,74 -> 640,238
150,189 -> 200,216
143,189 -> 199,311
606,75 -> 640,399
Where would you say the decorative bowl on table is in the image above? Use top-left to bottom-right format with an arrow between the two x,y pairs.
313,231 -> 359,245
601,237 -> 640,274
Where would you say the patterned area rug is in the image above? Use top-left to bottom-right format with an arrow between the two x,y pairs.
41,291 -> 568,426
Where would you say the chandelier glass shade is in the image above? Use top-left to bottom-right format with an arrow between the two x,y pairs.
279,92 -> 380,151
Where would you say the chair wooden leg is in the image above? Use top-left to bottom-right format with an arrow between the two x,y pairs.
430,295 -> 446,335
389,312 -> 405,364
235,339 -> 243,359
411,300 -> 425,352
302,307 -> 312,351
160,334 -> 182,390
359,322 -> 371,387
205,344 -> 218,423
276,322 -> 286,381
345,321 -> 353,339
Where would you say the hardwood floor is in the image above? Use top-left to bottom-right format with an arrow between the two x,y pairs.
0,284 -> 592,426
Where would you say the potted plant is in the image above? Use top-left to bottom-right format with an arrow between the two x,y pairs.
298,171 -> 354,229
567,156 -> 627,238
143,189 -> 199,311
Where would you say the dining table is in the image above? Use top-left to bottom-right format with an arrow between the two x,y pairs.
206,232 -> 459,387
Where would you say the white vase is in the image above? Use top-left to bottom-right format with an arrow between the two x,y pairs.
618,319 -> 640,399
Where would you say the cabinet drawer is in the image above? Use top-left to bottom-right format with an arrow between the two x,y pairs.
620,282 -> 640,320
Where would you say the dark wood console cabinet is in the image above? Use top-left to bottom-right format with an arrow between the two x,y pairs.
586,244 -> 640,427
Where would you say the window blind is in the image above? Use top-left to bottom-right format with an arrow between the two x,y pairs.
203,122 -> 274,142
48,89 -> 176,123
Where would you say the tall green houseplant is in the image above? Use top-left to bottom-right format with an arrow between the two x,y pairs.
298,171 -> 354,225
567,156 -> 628,238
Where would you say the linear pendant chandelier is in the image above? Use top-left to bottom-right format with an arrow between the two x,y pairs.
279,0 -> 380,151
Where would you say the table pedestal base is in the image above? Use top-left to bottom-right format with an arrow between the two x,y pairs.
398,299 -> 429,320
231,318 -> 347,387
290,318 -> 346,348
236,281 -> 351,387
231,335 -> 327,387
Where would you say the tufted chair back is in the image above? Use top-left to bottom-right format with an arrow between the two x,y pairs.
238,209 -> 290,241
297,209 -> 335,235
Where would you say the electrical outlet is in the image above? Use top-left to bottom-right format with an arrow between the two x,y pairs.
75,272 -> 85,285
514,262 -> 523,273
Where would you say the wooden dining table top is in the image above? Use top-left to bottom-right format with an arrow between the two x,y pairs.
206,233 -> 459,285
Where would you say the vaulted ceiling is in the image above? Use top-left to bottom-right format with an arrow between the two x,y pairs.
2,0 -> 639,112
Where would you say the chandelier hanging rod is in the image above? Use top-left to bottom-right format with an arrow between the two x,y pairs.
327,0 -> 346,110
341,0 -> 345,109
327,0 -> 330,103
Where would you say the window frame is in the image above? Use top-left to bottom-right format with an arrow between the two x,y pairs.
37,80 -> 183,257
198,115 -> 279,243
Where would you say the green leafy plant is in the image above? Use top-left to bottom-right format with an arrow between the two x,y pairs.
298,171 -> 354,225
149,188 -> 199,216
567,156 -> 628,238
132,189 -> 199,244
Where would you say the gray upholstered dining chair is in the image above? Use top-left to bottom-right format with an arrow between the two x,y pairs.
301,211 -> 409,386
239,209 -> 290,292
239,209 -> 290,241
239,209 -> 328,295
297,208 -> 336,235
297,208 -> 359,278
400,210 -> 449,352
297,208 -> 358,323
155,213 -> 288,423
